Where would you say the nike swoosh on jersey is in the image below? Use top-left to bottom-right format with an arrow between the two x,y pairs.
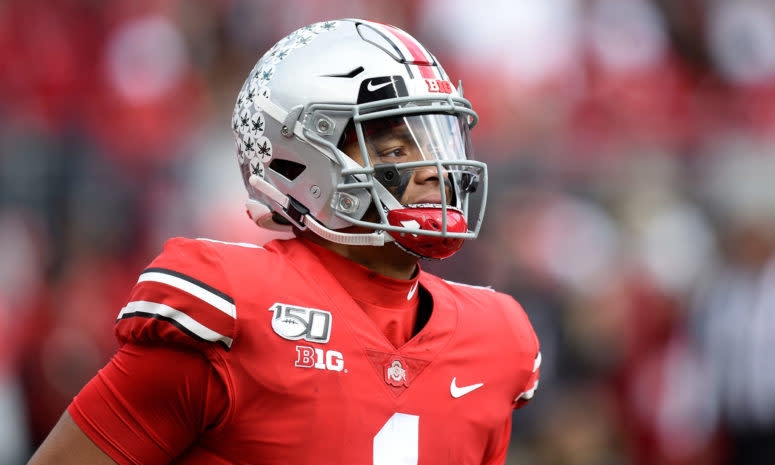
366,80 -> 392,92
450,377 -> 484,398
406,281 -> 418,300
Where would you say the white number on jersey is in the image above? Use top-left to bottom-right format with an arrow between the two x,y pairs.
373,412 -> 419,465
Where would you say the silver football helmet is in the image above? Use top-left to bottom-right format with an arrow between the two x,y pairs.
232,19 -> 487,259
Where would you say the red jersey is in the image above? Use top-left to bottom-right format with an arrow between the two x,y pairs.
69,237 -> 540,465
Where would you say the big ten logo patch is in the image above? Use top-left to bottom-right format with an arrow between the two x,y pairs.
269,303 -> 332,343
424,79 -> 452,94
295,345 -> 345,372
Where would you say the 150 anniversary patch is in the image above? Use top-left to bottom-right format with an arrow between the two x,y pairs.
269,302 -> 332,343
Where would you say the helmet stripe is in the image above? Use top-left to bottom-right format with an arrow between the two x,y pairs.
365,21 -> 439,79
382,24 -> 437,79
356,20 -> 414,78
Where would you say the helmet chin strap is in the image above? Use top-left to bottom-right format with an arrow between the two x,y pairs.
304,215 -> 393,246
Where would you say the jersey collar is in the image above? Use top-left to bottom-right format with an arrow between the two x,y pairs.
298,238 -> 420,309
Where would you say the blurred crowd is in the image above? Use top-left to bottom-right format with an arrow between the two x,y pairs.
2,0 -> 775,464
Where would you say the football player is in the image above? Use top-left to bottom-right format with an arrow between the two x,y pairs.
29,19 -> 540,465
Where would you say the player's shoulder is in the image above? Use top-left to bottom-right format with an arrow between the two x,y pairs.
114,237 -> 272,353
437,277 -> 498,297
424,273 -> 536,340
424,274 -> 541,407
158,236 -> 267,265
426,273 -> 514,307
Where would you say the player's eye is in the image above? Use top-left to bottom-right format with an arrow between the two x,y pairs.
376,147 -> 407,159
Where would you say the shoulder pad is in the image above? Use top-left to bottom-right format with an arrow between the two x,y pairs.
116,238 -> 236,351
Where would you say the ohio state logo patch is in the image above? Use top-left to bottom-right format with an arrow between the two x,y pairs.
366,351 -> 430,397
269,303 -> 332,343
385,358 -> 408,387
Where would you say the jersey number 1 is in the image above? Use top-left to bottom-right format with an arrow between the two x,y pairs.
373,412 -> 419,465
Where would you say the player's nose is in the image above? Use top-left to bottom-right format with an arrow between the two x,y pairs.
409,165 -> 452,203
412,164 -> 445,184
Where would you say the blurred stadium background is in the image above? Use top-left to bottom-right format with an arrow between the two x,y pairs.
2,0 -> 775,464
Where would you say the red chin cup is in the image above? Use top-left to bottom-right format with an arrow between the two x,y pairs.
386,207 -> 468,259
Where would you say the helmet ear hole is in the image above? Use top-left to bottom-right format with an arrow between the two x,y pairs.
269,159 -> 306,181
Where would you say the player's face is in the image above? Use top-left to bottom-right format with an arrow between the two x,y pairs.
341,115 -> 466,206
